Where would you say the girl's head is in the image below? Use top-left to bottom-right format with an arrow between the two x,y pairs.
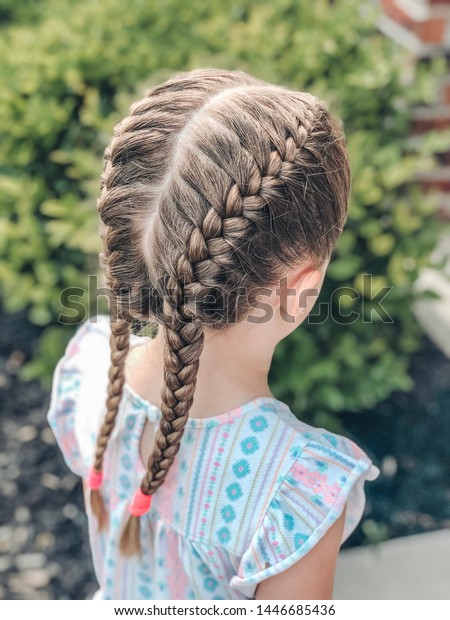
90,68 -> 351,554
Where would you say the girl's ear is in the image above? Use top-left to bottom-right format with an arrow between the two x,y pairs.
280,264 -> 327,326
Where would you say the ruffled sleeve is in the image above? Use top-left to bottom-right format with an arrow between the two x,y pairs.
229,431 -> 380,599
46,315 -> 112,478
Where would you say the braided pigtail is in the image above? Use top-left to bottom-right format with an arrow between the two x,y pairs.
120,260 -> 205,555
87,270 -> 132,529
86,134 -> 135,529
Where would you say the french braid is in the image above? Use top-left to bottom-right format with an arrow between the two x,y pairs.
93,70 -> 260,544
89,68 -> 351,554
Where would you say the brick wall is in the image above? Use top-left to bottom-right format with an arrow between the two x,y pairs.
379,0 -> 450,218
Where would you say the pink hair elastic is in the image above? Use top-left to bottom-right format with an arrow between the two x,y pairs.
87,466 -> 103,490
128,488 -> 152,517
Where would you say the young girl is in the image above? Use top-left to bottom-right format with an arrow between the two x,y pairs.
47,68 -> 380,601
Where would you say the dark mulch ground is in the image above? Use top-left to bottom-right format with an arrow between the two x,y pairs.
340,336 -> 450,546
1,304 -> 449,599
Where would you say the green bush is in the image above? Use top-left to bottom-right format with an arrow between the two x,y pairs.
0,0 -> 448,428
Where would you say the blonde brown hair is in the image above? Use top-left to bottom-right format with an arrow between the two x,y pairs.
91,68 -> 351,555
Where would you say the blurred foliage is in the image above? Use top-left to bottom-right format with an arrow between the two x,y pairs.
0,1 -> 449,429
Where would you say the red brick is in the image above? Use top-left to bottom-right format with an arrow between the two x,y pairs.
381,0 -> 448,44
381,0 -> 415,29
414,17 -> 447,43
441,84 -> 450,105
412,116 -> 450,134
421,178 -> 450,192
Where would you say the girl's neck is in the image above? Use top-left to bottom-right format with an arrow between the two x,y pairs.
125,320 -> 277,420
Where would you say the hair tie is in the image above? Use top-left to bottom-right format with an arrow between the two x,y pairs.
87,466 -> 103,490
128,488 -> 152,516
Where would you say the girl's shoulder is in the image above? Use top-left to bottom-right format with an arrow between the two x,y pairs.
229,409 -> 380,598
46,315 -> 116,477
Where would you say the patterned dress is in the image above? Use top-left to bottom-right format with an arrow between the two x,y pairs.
47,314 -> 380,600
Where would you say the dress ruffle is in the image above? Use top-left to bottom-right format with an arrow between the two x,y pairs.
229,433 -> 380,598
46,316 -> 112,477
